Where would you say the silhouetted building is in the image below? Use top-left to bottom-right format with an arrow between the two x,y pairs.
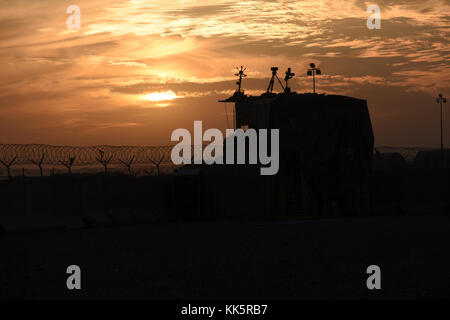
175,91 -> 374,219
234,92 -> 372,216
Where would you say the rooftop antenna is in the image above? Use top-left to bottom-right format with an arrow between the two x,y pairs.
284,67 -> 295,93
219,66 -> 249,130
234,66 -> 247,93
267,67 -> 285,93
307,63 -> 321,94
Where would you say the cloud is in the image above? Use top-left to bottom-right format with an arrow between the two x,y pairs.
0,0 -> 448,146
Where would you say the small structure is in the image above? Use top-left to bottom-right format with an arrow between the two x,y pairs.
373,150 -> 407,171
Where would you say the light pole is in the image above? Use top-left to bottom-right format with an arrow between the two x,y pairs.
436,93 -> 447,155
307,63 -> 321,94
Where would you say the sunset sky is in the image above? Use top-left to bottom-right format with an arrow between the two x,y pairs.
0,0 -> 449,147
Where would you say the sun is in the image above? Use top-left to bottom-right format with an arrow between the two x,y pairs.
142,90 -> 178,102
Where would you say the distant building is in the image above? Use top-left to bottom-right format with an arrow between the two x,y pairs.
373,151 -> 407,171
413,149 -> 450,169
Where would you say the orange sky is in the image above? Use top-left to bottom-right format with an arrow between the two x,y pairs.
0,0 -> 449,147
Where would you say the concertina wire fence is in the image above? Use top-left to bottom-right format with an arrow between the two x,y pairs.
0,144 -> 432,177
0,144 -> 184,177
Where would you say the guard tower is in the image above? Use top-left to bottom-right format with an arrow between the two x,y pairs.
218,66 -> 374,217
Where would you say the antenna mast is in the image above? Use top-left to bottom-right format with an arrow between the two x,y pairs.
284,68 -> 295,93
235,66 -> 247,93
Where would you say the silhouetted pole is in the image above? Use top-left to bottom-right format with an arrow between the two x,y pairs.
313,70 -> 315,93
307,63 -> 321,94
233,66 -> 247,129
436,94 -> 447,156
441,98 -> 443,153
234,66 -> 247,94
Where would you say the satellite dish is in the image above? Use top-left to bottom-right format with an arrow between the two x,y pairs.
309,63 -> 315,68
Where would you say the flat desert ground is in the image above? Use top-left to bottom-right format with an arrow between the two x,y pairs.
1,214 -> 449,299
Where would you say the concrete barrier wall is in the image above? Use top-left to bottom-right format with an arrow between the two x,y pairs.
0,175 -> 174,229
372,168 -> 450,214
1,168 -> 449,231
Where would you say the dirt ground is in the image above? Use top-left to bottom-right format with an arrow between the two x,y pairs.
1,214 -> 449,299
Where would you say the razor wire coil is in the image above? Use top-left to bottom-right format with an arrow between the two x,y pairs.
0,144 -> 174,167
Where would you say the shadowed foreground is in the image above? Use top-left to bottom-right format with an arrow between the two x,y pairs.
1,214 -> 449,299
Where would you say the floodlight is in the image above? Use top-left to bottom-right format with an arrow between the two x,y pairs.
306,63 -> 322,93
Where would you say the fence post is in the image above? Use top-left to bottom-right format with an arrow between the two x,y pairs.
149,155 -> 165,176
119,155 -> 135,176
0,155 -> 17,180
30,153 -> 45,177
96,149 -> 112,175
23,174 -> 27,215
